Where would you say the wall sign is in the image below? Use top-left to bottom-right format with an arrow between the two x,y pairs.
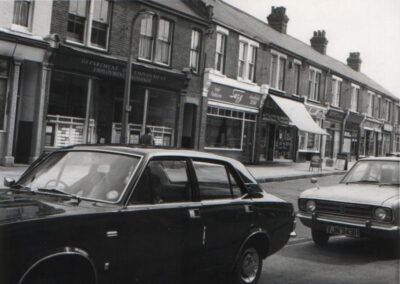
383,123 -> 393,132
208,83 -> 262,109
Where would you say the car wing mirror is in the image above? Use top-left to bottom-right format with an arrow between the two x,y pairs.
310,178 -> 318,184
4,177 -> 16,187
245,183 -> 263,198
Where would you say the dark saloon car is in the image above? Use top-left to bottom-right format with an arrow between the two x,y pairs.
0,146 -> 295,284
298,157 -> 400,247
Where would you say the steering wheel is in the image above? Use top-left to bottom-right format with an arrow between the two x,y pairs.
44,179 -> 69,190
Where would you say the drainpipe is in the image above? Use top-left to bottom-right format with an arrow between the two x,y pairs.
358,114 -> 366,159
340,111 -> 350,153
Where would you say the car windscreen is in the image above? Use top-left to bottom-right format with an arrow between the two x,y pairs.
341,160 -> 400,185
18,151 -> 140,203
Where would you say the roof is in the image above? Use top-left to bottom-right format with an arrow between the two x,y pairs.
208,0 -> 398,100
146,0 -> 207,23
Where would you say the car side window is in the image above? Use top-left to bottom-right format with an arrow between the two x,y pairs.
130,159 -> 191,204
228,171 -> 243,198
193,160 -> 236,200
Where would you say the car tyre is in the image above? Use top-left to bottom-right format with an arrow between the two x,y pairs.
312,229 -> 330,246
231,246 -> 262,284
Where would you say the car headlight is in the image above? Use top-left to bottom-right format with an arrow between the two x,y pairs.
374,207 -> 391,221
306,200 -> 316,213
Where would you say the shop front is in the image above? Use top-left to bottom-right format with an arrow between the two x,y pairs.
45,46 -> 188,152
258,94 -> 327,163
343,112 -> 363,161
395,125 -> 400,152
324,108 -> 345,159
204,82 -> 262,163
360,118 -> 382,157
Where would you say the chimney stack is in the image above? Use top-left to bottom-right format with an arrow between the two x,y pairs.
267,6 -> 289,34
310,30 -> 328,55
347,52 -> 362,72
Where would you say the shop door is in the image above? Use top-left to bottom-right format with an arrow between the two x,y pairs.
182,103 -> 197,148
267,124 -> 276,161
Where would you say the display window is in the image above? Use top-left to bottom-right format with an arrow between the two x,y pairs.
205,106 -> 255,150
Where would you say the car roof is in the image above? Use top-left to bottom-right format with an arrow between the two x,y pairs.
359,156 -> 400,162
63,144 -> 237,163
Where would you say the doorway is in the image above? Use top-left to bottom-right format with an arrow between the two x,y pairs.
181,103 -> 197,149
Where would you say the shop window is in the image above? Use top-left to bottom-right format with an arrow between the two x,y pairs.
270,51 -> 286,91
308,67 -> 321,101
139,17 -> 173,65
293,63 -> 301,95
237,36 -> 258,82
0,59 -> 10,131
67,0 -> 111,49
331,76 -> 342,107
13,0 -> 33,28
350,84 -> 360,112
215,32 -> 226,73
189,29 -> 201,73
205,107 -> 255,150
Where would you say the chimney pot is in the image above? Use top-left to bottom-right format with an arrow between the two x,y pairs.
310,30 -> 328,55
347,52 -> 362,72
267,6 -> 289,34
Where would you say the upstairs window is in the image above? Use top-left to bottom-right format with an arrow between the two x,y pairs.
308,67 -> 321,101
67,0 -> 111,49
367,92 -> 374,117
331,76 -> 342,107
385,100 -> 392,121
215,32 -> 226,73
270,51 -> 286,91
13,0 -> 33,28
237,36 -> 258,82
139,17 -> 173,66
189,29 -> 201,73
350,84 -> 360,112
293,62 -> 301,95
0,59 -> 10,131
238,42 -> 247,79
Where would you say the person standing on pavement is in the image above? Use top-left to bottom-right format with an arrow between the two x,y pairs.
139,127 -> 154,145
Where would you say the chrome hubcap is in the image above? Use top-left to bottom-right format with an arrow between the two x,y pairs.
241,249 -> 259,283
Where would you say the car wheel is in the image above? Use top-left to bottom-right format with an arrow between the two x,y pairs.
231,246 -> 262,284
312,229 -> 330,246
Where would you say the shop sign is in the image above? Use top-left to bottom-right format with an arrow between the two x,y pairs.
363,120 -> 382,132
383,123 -> 393,132
208,83 -> 262,108
326,108 -> 345,121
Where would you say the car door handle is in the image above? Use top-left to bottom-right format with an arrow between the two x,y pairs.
188,208 -> 201,218
244,205 -> 254,213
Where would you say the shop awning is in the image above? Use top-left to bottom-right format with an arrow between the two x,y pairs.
269,95 -> 328,135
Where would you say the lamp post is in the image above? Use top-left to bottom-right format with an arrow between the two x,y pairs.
120,9 -> 154,144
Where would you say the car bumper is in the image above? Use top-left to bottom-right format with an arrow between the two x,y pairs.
297,212 -> 400,239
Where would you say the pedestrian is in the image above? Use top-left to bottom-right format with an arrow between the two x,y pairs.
139,127 -> 154,145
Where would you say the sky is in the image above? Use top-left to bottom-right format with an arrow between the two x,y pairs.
224,0 -> 400,98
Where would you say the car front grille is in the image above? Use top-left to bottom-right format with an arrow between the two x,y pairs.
315,200 -> 374,219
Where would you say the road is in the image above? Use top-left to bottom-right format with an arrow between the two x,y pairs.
258,175 -> 399,284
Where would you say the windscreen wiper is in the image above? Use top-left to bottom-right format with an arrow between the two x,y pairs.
345,180 -> 378,185
36,188 -> 81,204
378,183 -> 400,187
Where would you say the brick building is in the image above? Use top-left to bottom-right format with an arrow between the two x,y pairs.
0,0 -> 399,166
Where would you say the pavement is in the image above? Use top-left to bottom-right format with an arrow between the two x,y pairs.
0,159 -> 353,187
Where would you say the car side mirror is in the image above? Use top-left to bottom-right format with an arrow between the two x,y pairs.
4,177 -> 16,187
310,178 -> 318,184
245,183 -> 263,198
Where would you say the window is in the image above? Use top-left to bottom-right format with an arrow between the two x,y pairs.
131,160 -> 191,204
13,0 -> 32,27
378,97 -> 382,119
308,67 -> 321,101
205,106 -> 256,150
67,0 -> 111,49
269,51 -> 286,91
350,84 -> 360,112
331,76 -> 342,107
293,63 -> 301,95
298,118 -> 322,151
237,37 -> 258,82
189,29 -> 201,73
385,100 -> 392,121
367,92 -> 374,116
138,17 -> 173,65
215,32 -> 226,73
193,161 -> 241,200
0,59 -> 10,131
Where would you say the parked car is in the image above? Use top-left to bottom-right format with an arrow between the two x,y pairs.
298,157 -> 400,247
0,146 -> 295,284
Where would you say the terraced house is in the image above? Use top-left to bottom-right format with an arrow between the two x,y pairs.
0,0 -> 398,166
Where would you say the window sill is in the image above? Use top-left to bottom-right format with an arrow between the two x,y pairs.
137,58 -> 172,69
10,24 -> 31,35
306,98 -> 322,105
236,77 -> 257,86
65,39 -> 110,54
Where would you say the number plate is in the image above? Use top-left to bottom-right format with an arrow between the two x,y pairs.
326,225 -> 360,238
